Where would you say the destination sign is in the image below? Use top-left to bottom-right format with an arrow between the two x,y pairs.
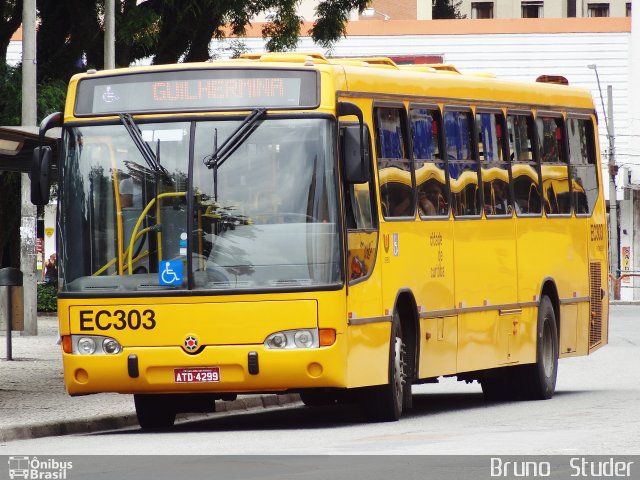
74,68 -> 319,115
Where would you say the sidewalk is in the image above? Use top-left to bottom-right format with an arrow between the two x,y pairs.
0,315 -> 300,442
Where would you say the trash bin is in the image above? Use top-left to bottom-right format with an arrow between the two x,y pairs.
0,267 -> 23,360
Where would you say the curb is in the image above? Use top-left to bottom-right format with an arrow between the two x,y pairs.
0,394 -> 301,443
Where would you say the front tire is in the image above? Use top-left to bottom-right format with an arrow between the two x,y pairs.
361,315 -> 405,422
134,394 -> 177,430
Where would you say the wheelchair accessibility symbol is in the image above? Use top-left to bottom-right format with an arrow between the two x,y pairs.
159,260 -> 183,286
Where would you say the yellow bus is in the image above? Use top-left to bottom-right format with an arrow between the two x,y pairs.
32,53 -> 608,428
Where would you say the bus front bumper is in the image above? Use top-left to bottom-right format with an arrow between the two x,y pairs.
63,342 -> 346,395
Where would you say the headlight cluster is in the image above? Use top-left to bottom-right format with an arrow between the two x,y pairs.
72,335 -> 122,355
264,329 -> 319,349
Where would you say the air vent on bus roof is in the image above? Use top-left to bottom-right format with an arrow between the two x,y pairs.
331,57 -> 399,68
421,64 -> 461,74
239,52 -> 328,64
536,75 -> 569,85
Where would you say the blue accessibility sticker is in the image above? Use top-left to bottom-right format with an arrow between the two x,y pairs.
159,260 -> 183,286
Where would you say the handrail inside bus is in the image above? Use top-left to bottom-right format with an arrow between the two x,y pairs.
127,191 -> 187,275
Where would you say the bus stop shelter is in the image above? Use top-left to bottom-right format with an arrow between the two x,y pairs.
0,125 -> 60,174
0,125 -> 60,339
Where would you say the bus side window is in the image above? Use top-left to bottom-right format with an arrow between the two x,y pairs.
445,109 -> 480,216
537,115 -> 571,215
411,106 -> 449,217
374,105 -> 414,218
507,113 -> 541,215
567,116 -> 599,215
476,111 -> 512,217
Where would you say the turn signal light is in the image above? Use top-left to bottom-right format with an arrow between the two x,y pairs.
319,328 -> 336,347
61,335 -> 72,354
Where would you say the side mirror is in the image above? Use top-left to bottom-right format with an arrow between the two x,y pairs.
31,146 -> 52,205
337,101 -> 370,185
342,125 -> 370,184
31,111 -> 62,206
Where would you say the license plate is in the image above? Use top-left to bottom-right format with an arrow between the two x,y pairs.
174,367 -> 220,383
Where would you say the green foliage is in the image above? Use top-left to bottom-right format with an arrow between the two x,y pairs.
37,283 -> 58,312
0,64 -> 67,125
0,64 -> 21,125
312,0 -> 370,49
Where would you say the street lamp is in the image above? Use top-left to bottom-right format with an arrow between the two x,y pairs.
588,63 -> 619,288
362,7 -> 391,20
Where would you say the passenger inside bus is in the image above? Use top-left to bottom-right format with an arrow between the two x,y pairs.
487,180 -> 511,215
419,181 -> 446,216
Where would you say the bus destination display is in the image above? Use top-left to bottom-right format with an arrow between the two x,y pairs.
75,69 -> 319,115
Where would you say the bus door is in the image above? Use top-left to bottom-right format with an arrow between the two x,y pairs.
341,118 -> 385,388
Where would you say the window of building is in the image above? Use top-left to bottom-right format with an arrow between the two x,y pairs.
627,3 -> 632,17
522,1 -> 544,18
588,3 -> 610,17
374,105 -> 414,218
471,2 -> 494,19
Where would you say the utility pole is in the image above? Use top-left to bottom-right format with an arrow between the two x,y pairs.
21,0 -> 38,335
104,0 -> 115,70
588,64 -> 618,295
607,85 -> 619,284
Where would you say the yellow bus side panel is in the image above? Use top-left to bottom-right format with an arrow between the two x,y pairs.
454,218 -> 518,372
420,316 -> 457,377
346,322 -> 392,387
559,303 -> 578,356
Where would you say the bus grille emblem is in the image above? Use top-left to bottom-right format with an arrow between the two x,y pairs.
184,336 -> 199,351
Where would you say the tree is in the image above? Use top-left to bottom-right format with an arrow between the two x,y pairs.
33,0 -> 372,79
432,0 -> 466,19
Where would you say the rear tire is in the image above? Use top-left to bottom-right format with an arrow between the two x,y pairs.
361,315 -> 405,422
516,295 -> 559,400
134,394 -> 177,430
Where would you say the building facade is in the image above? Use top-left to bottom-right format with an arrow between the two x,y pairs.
285,0 -> 632,21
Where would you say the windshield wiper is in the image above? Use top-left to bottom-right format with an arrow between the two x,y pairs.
204,108 -> 266,171
119,113 -> 171,181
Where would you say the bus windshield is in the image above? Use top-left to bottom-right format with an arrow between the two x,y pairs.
59,117 -> 341,293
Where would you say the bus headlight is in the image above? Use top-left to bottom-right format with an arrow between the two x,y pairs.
72,335 -> 122,355
264,329 -> 319,349
78,337 -> 96,355
294,330 -> 314,348
102,338 -> 122,355
265,332 -> 287,349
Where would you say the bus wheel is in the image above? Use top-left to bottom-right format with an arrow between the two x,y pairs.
134,394 -> 177,430
518,295 -> 559,400
362,315 -> 405,422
